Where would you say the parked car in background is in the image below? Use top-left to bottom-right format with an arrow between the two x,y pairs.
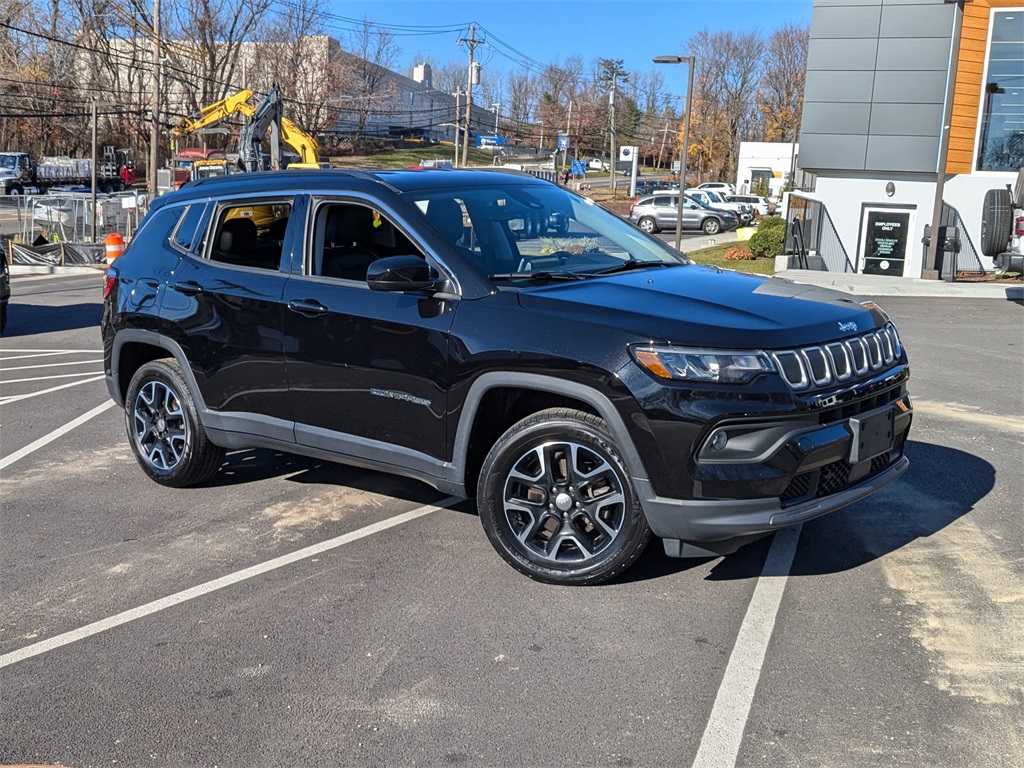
587,158 -> 610,172
728,194 -> 772,217
697,182 -> 736,195
629,192 -> 740,235
690,189 -> 753,224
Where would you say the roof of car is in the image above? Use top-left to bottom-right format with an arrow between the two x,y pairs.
170,167 -> 546,198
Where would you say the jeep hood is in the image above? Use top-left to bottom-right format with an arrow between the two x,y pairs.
514,264 -> 888,349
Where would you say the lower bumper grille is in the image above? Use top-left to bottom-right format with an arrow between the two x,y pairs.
780,432 -> 907,505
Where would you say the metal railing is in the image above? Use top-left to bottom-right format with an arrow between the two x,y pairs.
785,194 -> 855,273
938,201 -> 985,281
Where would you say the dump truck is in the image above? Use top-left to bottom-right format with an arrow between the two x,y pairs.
0,147 -> 135,195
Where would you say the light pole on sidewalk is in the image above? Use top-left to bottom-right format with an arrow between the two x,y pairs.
654,54 -> 695,252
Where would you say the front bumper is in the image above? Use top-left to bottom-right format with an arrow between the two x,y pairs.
631,379 -> 913,553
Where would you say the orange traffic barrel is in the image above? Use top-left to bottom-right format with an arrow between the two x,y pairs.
105,233 -> 125,266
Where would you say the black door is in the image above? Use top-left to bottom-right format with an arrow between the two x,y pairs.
282,199 -> 455,464
161,197 -> 297,433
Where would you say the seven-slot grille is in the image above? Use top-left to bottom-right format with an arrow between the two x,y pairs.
771,324 -> 902,391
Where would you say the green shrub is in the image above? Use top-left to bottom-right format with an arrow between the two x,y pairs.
756,215 -> 786,231
748,224 -> 786,259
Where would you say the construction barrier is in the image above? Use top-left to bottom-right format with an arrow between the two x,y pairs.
105,232 -> 125,265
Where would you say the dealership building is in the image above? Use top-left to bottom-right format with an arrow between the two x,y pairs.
794,0 -> 1021,278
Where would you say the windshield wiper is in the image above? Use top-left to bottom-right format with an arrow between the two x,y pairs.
487,270 -> 588,281
584,260 -> 679,276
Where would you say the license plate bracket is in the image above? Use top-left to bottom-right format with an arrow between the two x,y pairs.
849,408 -> 895,463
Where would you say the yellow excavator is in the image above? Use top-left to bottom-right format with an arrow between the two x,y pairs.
171,86 -> 322,171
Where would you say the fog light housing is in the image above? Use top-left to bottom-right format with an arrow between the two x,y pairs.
710,431 -> 729,451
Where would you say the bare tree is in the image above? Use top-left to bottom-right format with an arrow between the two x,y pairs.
249,0 -> 344,134
335,16 -> 398,142
758,23 -> 809,143
686,28 -> 764,182
164,0 -> 271,113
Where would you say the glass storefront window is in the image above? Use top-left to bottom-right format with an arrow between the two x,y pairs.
978,10 -> 1024,172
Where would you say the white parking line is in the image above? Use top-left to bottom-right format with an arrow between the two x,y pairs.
1,359 -> 104,372
0,350 -> 100,362
0,399 -> 116,472
0,375 -> 105,405
3,371 -> 104,385
0,348 -> 102,353
0,498 -> 460,669
691,525 -> 802,768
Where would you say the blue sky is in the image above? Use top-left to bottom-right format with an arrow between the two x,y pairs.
327,0 -> 813,94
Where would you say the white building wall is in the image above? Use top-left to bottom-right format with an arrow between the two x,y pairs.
736,142 -> 798,196
801,171 -> 1013,275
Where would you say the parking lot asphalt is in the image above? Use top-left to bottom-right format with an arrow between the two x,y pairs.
1,272 -> 1021,767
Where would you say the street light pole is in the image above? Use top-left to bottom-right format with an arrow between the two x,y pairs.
492,102 -> 500,134
654,55 -> 695,252
149,0 -> 161,198
91,99 -> 98,242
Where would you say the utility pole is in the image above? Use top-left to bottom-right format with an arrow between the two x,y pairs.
562,99 -> 573,172
609,83 -> 616,192
657,121 -> 671,171
458,25 -> 482,168
149,0 -> 161,198
453,90 -> 461,167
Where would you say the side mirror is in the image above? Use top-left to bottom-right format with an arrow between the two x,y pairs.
366,255 -> 442,293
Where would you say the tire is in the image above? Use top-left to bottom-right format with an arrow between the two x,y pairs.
124,359 -> 224,488
980,188 -> 1013,257
638,216 -> 659,234
476,408 -> 652,586
702,217 -> 721,235
7,186 -> 21,196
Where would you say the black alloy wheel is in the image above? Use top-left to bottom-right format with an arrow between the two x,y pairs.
125,359 -> 224,487
477,408 -> 651,585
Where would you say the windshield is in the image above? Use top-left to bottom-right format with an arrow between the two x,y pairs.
408,182 -> 689,285
0,155 -> 19,170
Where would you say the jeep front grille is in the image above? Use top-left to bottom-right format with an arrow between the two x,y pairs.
771,324 -> 902,391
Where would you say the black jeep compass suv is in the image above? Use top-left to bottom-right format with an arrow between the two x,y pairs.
101,169 -> 912,585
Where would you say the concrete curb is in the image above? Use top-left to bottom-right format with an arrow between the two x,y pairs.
775,269 -> 1024,300
10,264 -> 106,277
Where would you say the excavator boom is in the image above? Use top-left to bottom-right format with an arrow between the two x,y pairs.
171,90 -> 256,137
171,87 -> 321,169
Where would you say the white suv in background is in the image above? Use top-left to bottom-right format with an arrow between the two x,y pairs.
727,194 -> 773,217
697,182 -> 736,195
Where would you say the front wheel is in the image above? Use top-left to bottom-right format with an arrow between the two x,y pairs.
125,359 -> 224,487
637,217 -> 659,234
477,408 -> 652,585
702,218 -> 721,235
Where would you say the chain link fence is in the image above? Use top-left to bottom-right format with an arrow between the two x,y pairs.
0,190 -> 149,266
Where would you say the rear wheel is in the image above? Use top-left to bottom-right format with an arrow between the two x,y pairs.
477,408 -> 652,585
702,217 -> 721,235
637,216 -> 658,234
980,188 -> 1013,257
125,359 -> 224,487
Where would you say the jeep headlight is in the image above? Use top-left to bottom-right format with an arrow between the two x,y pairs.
631,345 -> 776,384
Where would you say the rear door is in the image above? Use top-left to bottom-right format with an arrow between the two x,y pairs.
282,195 -> 456,464
160,195 -> 299,435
